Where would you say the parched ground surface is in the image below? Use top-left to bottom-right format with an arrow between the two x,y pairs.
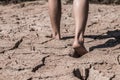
0,1 -> 120,80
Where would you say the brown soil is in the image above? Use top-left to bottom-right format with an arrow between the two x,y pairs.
0,1 -> 120,80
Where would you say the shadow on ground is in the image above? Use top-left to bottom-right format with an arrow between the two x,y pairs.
85,30 -> 120,51
62,36 -> 74,40
0,0 -> 36,5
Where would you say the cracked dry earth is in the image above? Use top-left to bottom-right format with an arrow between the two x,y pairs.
0,1 -> 120,80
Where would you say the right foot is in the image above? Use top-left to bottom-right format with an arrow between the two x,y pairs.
72,41 -> 88,56
69,50 -> 81,58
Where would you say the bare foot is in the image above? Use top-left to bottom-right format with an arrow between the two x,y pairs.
72,41 -> 88,56
45,34 -> 61,40
69,50 -> 81,58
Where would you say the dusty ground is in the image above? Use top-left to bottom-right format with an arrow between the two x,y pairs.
0,1 -> 120,80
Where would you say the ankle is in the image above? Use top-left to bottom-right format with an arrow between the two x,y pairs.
53,32 -> 61,40
73,39 -> 85,47
79,38 -> 84,45
73,41 -> 80,48
56,34 -> 61,40
79,35 -> 84,43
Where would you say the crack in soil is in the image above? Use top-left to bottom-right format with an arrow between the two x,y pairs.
0,38 -> 23,53
10,38 -> 23,50
117,55 -> 120,65
110,75 -> 116,80
73,67 -> 90,80
40,38 -> 54,44
4,67 -> 32,71
0,67 -> 2,70
32,55 -> 50,72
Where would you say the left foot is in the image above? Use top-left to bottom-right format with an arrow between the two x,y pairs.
45,34 -> 61,40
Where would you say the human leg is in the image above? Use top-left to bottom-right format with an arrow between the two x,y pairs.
48,0 -> 61,39
73,0 -> 89,55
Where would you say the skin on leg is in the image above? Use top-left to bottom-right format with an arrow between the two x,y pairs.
73,0 -> 89,56
48,0 -> 61,39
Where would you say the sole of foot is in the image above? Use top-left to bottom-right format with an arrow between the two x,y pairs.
69,50 -> 81,58
72,42 -> 88,57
